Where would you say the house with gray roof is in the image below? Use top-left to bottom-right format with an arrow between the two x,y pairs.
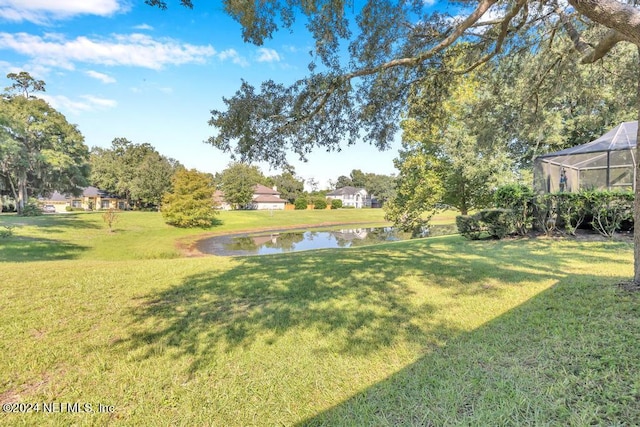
214,184 -> 287,210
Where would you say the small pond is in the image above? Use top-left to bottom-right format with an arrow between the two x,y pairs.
195,224 -> 457,256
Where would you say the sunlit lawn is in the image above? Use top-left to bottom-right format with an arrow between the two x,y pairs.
0,211 -> 638,425
0,209 -> 391,261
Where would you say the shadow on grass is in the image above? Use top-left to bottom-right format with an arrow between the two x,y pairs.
298,271 -> 640,425
121,249 -> 446,370
0,213 -> 102,234
0,236 -> 88,262
115,237 -> 629,374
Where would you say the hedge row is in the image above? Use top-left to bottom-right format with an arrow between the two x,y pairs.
457,184 -> 634,240
456,209 -> 513,240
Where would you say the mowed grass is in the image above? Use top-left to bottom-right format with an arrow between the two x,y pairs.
0,212 -> 638,425
0,209 -> 391,261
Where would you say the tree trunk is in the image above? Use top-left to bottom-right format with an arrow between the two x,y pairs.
17,171 -> 28,215
635,46 -> 640,284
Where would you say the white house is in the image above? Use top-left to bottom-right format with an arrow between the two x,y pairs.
326,186 -> 370,208
250,184 -> 287,210
214,184 -> 287,210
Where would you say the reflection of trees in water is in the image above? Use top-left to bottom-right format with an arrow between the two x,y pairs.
264,232 -> 306,251
226,236 -> 259,251
332,227 -> 408,247
223,225 -> 458,254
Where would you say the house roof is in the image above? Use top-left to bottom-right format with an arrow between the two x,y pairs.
214,185 -> 283,205
81,186 -> 101,197
39,186 -> 119,201
254,184 -> 280,195
44,191 -> 69,202
327,186 -> 366,196
253,194 -> 286,204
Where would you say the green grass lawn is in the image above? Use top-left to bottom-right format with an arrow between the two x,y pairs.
0,211 -> 638,425
0,209 -> 391,261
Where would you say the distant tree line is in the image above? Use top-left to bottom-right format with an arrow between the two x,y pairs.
90,138 -> 183,210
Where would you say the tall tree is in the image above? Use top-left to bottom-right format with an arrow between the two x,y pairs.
4,71 -> 45,98
476,35 -> 637,167
219,162 -> 266,209
349,169 -> 367,188
397,62 -> 516,216
268,168 -> 304,203
362,173 -> 396,204
384,147 -> 443,234
90,138 -> 180,209
0,72 -> 89,214
335,175 -> 352,189
151,0 -> 640,283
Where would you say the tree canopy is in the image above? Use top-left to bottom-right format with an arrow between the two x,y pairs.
266,167 -> 304,203
147,1 -> 640,168
0,72 -> 89,214
90,138 -> 182,209
219,162 -> 267,209
150,1 -> 640,283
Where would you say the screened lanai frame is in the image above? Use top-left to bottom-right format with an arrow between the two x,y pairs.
534,121 -> 637,193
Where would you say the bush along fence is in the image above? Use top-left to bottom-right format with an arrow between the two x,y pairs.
456,184 -> 634,240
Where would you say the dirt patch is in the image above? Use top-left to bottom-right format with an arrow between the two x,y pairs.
0,376 -> 50,404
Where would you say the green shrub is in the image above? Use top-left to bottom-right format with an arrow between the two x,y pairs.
494,184 -> 534,235
532,194 -> 558,235
457,209 -> 514,240
330,199 -> 342,209
456,215 -> 482,240
20,203 -> 42,216
162,169 -> 218,228
0,225 -> 15,238
476,209 -> 514,239
294,197 -> 308,210
584,190 -> 633,238
555,192 -> 588,236
65,206 -> 85,212
313,198 -> 328,210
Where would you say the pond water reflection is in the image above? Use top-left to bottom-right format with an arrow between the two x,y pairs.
195,224 -> 457,256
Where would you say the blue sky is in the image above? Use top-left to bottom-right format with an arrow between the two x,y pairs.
0,0 -> 445,189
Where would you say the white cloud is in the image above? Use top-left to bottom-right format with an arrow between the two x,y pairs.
86,70 -> 116,84
0,32 -> 217,70
40,93 -> 117,114
134,23 -> 154,31
0,0 -> 124,24
218,48 -> 249,67
256,47 -> 280,63
80,95 -> 117,108
0,59 -> 14,71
